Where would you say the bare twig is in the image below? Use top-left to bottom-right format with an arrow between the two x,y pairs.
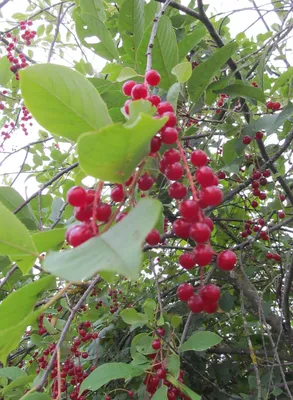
282,257 -> 293,345
0,265 -> 18,290
47,3 -> 64,63
0,0 -> 10,10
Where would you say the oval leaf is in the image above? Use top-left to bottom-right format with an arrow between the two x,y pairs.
20,64 -> 112,141
214,83 -> 266,103
120,309 -> 148,325
43,198 -> 162,281
172,62 -> 192,83
179,331 -> 222,353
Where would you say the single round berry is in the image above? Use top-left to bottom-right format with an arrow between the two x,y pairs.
146,229 -> 161,245
194,244 -> 213,266
179,199 -> 200,221
157,102 -> 174,115
255,131 -> 264,140
163,148 -> 181,165
203,301 -> 218,314
272,102 -> 281,111
74,206 -> 92,222
138,173 -> 155,191
152,339 -> 161,350
150,136 -> 162,153
67,186 -> 87,207
111,185 -> 125,202
168,182 -> 187,200
266,101 -> 274,109
156,367 -> 166,379
145,69 -> 161,86
188,295 -> 204,313
189,222 -> 211,243
173,218 -> 191,239
195,166 -> 215,187
251,200 -> 258,208
177,283 -> 194,302
163,112 -> 177,128
262,169 -> 271,178
131,84 -> 148,100
165,162 -> 183,181
67,224 -> 95,247
203,217 -> 214,231
201,284 -> 220,303
217,250 -> 237,271
81,351 -> 88,359
147,95 -> 161,107
179,252 -> 196,270
122,80 -> 136,96
242,135 -> 252,145
279,194 -> 286,201
190,150 -> 208,167
85,189 -> 95,205
161,127 -> 178,144
278,210 -> 285,219
95,203 -> 112,222
199,186 -> 223,207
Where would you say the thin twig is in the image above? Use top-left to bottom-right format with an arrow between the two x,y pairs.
10,147 -> 29,186
148,252 -> 163,317
47,3 -> 64,63
282,257 -> 293,345
0,265 -> 18,290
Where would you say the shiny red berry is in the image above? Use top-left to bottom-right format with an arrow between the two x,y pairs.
67,186 -> 87,207
190,150 -> 208,167
122,80 -> 136,96
217,250 -> 237,271
145,70 -> 161,86
177,283 -> 194,301
131,84 -> 148,99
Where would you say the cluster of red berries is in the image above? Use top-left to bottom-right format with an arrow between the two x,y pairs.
242,131 -> 264,145
18,20 -> 36,45
216,93 -> 229,113
266,101 -> 281,111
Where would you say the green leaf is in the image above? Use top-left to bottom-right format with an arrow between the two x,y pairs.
73,5 -> 119,61
119,0 -> 145,59
219,292 -> 236,312
137,16 -> 178,90
43,198 -> 162,281
20,394 -> 51,400
20,64 -> 112,141
2,374 -> 34,395
120,309 -> 148,325
0,186 -> 38,230
79,362 -> 144,394
188,42 -> 238,103
0,56 -> 13,86
167,375 -> 201,400
0,367 -> 27,380
266,102 -> 293,134
0,276 -> 55,364
271,67 -> 293,94
178,24 -> 206,61
223,139 -> 238,165
0,201 -> 38,263
116,67 -> 138,82
143,298 -> 156,320
152,385 -> 168,399
179,331 -> 222,353
243,115 -> 278,137
168,354 -> 180,379
167,83 -> 181,111
170,315 -> 182,329
77,112 -> 166,183
172,62 -> 192,83
79,0 -> 106,22
214,83 -> 266,103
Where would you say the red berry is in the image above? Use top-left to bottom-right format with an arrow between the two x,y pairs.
124,99 -> 131,114
189,222 -> 211,243
179,252 -> 196,270
81,352 -> 88,359
165,162 -> 183,180
131,84 -> 148,100
150,136 -> 162,153
217,171 -> 226,179
85,189 -> 95,205
156,368 -> 167,379
168,182 -> 187,200
279,194 -> 286,201
157,102 -> 174,115
251,200 -> 258,208
111,185 -> 125,202
203,301 -> 218,314
138,173 -> 154,191
203,217 -> 214,231
161,127 -> 178,144
266,101 -> 274,109
195,166 -> 215,187
278,210 -> 285,219
188,295 -> 204,313
145,69 -> 161,86
67,186 -> 87,207
74,206 -> 92,222
152,339 -> 161,350
146,229 -> 161,245
173,218 -> 191,239
163,112 -> 177,128
122,80 -> 136,96
179,199 -> 200,221
201,284 -> 220,303
157,328 -> 165,336
147,95 -> 161,107
96,203 -> 111,222
190,150 -> 208,167
242,135 -> 252,145
194,244 -> 213,266
217,250 -> 237,271
262,169 -> 271,177
177,283 -> 194,302
272,102 -> 281,111
163,148 -> 181,165
67,224 -> 95,247
255,131 -> 263,140
199,186 -> 223,207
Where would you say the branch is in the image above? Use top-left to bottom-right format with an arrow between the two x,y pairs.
0,36 -> 37,64
13,162 -> 78,215
207,347 -> 293,360
47,3 -> 64,63
0,0 -> 9,9
282,257 -> 293,344
0,265 -> 18,290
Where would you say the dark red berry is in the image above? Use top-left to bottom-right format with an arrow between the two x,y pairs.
188,295 -> 204,313
111,185 -> 125,202
177,283 -> 194,302
193,244 -> 213,266
145,70 -> 161,86
168,182 -> 187,200
131,84 -> 148,100
179,199 -> 200,221
161,127 -> 178,144
190,150 -> 208,167
122,80 -> 136,96
179,252 -> 196,270
201,284 -> 220,303
173,219 -> 191,239
67,186 -> 87,207
138,173 -> 154,191
146,229 -> 161,245
217,250 -> 237,271
189,222 -> 211,243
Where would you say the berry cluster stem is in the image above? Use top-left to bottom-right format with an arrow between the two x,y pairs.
176,139 -> 198,201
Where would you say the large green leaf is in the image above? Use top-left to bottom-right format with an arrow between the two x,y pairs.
43,198 -> 162,281
0,367 -> 27,380
137,16 -> 178,89
0,201 -> 38,260
179,331 -> 222,353
79,362 -> 144,394
172,62 -> 192,83
266,102 -> 293,134
119,0 -> 144,60
178,24 -> 206,61
79,0 -> 106,22
223,139 -> 238,165
188,42 -> 238,103
2,374 -> 35,395
0,276 -> 55,364
120,309 -> 148,325
73,5 -> 119,61
270,67 -> 293,94
0,56 -> 13,86
20,64 -> 112,141
77,108 -> 166,183
214,83 -> 266,103
152,386 -> 168,399
0,186 -> 38,230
